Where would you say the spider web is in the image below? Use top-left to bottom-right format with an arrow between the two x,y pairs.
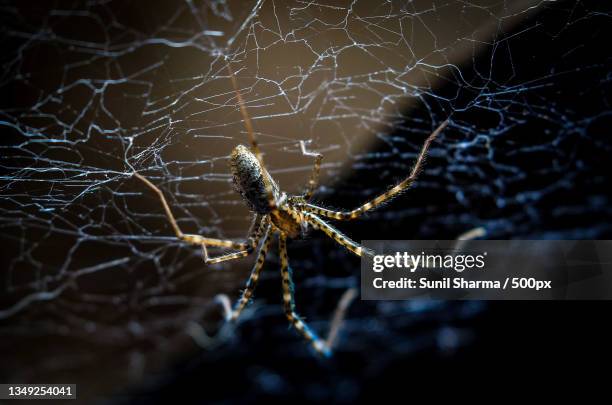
1,0 -> 611,399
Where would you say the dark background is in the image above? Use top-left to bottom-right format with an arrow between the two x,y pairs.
1,1 -> 611,403
127,2 -> 612,401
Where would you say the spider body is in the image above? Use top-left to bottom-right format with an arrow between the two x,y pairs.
133,65 -> 448,357
231,144 -> 308,239
230,144 -> 279,214
269,205 -> 305,239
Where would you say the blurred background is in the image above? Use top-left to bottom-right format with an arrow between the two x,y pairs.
1,0 -> 611,402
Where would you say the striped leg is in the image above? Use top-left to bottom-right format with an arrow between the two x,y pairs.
279,233 -> 331,357
302,212 -> 373,258
299,140 -> 323,201
297,120 -> 448,220
201,216 -> 269,265
133,172 -> 261,264
230,223 -> 273,321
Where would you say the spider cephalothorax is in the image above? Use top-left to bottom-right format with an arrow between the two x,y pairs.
133,64 -> 448,356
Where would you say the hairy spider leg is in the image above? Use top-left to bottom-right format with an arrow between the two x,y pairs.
301,211 -> 373,258
230,221 -> 273,320
226,62 -> 277,210
299,140 -> 323,201
279,233 -> 332,357
133,172 -> 260,264
203,217 -> 269,265
298,119 -> 448,220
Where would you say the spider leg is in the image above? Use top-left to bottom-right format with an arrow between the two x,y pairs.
201,216 -> 270,264
230,223 -> 273,321
299,140 -> 323,201
200,249 -> 250,264
226,63 -> 277,210
301,211 -> 374,258
297,119 -> 448,220
279,232 -> 331,357
133,172 -> 261,263
325,288 -> 358,350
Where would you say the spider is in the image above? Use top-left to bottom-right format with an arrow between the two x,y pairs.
133,66 -> 448,357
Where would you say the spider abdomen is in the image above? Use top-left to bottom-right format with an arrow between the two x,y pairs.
229,145 -> 279,214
